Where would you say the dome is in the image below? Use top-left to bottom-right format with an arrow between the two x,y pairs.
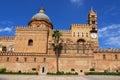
31,8 -> 51,23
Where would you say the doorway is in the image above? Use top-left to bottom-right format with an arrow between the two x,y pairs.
42,66 -> 46,74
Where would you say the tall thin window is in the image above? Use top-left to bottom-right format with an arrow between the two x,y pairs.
82,32 -> 84,37
16,57 -> 19,62
34,58 -> 36,62
115,55 -> 118,60
44,58 -> 46,62
7,57 -> 9,62
28,39 -> 33,46
24,57 -> 27,62
78,32 -> 79,37
103,54 -> 106,60
73,32 -> 75,37
77,42 -> 79,54
86,33 -> 88,37
42,67 -> 45,73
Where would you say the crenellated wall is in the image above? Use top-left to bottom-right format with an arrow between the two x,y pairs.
16,26 -> 49,31
71,24 -> 90,28
94,48 -> 120,53
0,36 -> 15,41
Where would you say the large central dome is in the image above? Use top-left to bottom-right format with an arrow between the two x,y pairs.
28,8 -> 53,29
32,8 -> 51,22
31,8 -> 51,22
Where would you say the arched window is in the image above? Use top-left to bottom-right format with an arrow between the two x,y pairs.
34,58 -> 36,62
86,33 -> 88,37
44,58 -> 46,62
24,57 -> 27,62
103,54 -> 106,60
78,32 -> 79,37
82,32 -> 84,37
115,54 -> 118,60
7,57 -> 9,62
16,57 -> 19,62
28,39 -> 33,46
2,46 -> 7,52
73,32 -> 75,37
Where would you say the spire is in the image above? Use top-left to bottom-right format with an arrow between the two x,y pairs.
39,7 -> 45,14
89,7 -> 96,15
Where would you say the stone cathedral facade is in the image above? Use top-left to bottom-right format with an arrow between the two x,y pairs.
0,8 -> 119,75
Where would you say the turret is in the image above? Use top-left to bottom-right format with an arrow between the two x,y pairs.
88,8 -> 97,26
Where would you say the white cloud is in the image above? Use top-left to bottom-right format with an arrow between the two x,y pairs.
0,27 -> 12,32
105,36 -> 120,46
99,24 -> 120,48
99,24 -> 120,37
70,0 -> 83,6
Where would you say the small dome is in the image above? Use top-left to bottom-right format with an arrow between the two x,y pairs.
31,8 -> 51,22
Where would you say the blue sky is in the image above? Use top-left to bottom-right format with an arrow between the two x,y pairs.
0,0 -> 120,48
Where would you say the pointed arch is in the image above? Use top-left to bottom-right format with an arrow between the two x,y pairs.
77,39 -> 86,43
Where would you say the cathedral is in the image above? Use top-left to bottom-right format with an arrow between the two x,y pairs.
0,7 -> 119,75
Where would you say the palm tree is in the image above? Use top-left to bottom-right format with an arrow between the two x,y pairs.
52,30 -> 62,72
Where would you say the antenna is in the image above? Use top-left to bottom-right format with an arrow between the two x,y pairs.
40,0 -> 44,8
91,6 -> 93,10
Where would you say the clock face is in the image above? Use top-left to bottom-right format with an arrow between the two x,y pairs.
91,33 -> 97,38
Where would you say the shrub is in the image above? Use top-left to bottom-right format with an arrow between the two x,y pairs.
0,71 -> 38,75
75,72 -> 78,75
47,71 -> 78,75
0,68 -> 6,73
85,72 -> 120,75
32,68 -> 36,71
66,72 -> 71,75
56,71 -> 64,75
104,70 -> 108,73
90,68 -> 95,72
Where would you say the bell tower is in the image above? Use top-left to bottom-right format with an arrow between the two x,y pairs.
88,8 -> 99,49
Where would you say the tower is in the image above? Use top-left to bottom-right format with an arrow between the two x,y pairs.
14,8 -> 52,53
88,8 -> 99,49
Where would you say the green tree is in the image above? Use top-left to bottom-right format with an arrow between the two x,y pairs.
52,30 -> 62,72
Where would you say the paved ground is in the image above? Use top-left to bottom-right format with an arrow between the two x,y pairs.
0,75 -> 120,80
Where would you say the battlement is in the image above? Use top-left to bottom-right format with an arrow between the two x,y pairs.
71,24 -> 90,28
16,26 -> 49,31
94,48 -> 120,53
0,51 -> 54,56
0,36 -> 15,40
58,30 -> 71,33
